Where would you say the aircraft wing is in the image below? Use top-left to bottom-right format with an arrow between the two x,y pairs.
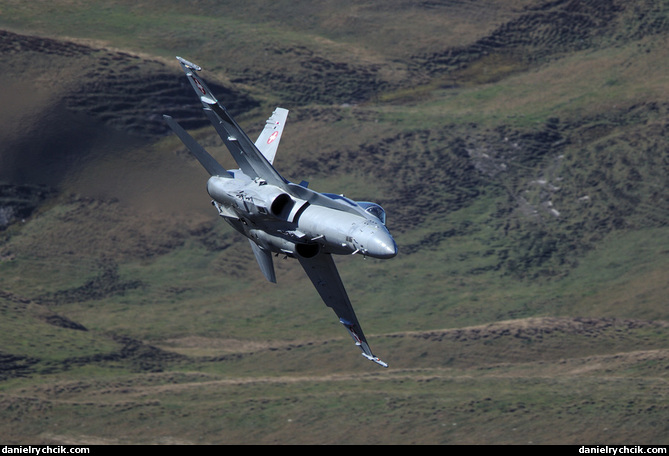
176,57 -> 288,189
255,107 -> 289,165
297,252 -> 388,367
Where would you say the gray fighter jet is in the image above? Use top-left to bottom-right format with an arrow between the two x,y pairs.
163,57 -> 397,367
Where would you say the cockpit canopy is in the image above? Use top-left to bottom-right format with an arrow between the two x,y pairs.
357,202 -> 387,225
321,193 -> 388,225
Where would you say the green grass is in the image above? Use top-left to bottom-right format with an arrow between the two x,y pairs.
1,333 -> 667,444
0,296 -> 122,367
1,0 -> 668,444
377,34 -> 669,130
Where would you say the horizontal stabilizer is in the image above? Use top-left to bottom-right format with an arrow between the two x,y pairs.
163,115 -> 229,177
249,240 -> 276,283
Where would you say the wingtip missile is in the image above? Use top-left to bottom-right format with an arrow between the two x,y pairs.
339,317 -> 388,368
362,353 -> 389,368
176,56 -> 201,71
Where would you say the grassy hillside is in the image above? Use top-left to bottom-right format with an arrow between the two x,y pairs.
0,0 -> 668,445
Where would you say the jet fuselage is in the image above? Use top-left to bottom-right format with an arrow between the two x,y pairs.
206,173 -> 397,260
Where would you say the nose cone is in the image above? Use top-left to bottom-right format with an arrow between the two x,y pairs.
365,229 -> 398,259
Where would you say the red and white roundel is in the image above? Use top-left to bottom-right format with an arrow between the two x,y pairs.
267,131 -> 279,144
192,77 -> 206,95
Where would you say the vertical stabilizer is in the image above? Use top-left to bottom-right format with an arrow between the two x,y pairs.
255,108 -> 289,165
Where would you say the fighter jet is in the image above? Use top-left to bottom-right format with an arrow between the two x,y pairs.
163,57 -> 397,367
